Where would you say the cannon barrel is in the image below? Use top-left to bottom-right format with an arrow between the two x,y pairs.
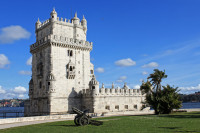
72,107 -> 84,115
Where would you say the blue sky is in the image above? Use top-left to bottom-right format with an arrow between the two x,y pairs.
0,0 -> 200,99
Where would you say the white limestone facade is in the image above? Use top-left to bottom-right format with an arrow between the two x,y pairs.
24,9 -> 146,116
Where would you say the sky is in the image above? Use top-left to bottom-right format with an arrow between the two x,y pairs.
0,0 -> 200,99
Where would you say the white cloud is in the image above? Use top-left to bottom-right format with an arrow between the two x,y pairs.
116,80 -> 123,83
18,94 -> 24,98
0,85 -> 28,99
13,86 -> 27,94
19,70 -> 32,75
26,56 -> 32,66
119,76 -> 127,80
142,62 -> 159,68
0,54 -> 10,68
134,85 -> 140,89
142,71 -> 148,75
95,67 -> 104,73
179,84 -> 200,94
0,25 -> 31,44
115,58 -> 136,67
116,76 -> 127,83
0,86 -> 6,94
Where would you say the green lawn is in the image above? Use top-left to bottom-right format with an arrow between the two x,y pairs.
1,112 -> 200,133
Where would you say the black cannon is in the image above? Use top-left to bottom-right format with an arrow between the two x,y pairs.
72,107 -> 91,126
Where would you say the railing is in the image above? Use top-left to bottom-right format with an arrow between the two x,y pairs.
0,111 -> 73,118
0,111 -> 24,118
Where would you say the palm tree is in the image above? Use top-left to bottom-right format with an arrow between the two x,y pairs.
147,69 -> 167,92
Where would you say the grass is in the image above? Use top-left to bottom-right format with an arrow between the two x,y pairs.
1,112 -> 200,133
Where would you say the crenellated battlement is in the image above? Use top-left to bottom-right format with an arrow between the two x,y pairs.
30,35 -> 93,52
82,87 -> 143,97
36,15 -> 86,31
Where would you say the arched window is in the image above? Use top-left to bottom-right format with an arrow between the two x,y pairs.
70,66 -> 73,71
70,51 -> 73,56
39,81 -> 42,89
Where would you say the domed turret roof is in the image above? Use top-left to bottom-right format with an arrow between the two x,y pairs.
72,12 -> 80,20
50,8 -> 57,15
89,76 -> 98,85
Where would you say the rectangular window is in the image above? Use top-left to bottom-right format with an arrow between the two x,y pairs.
125,105 -> 128,109
105,106 -> 110,110
134,105 -> 137,109
115,105 -> 119,110
90,70 -> 93,74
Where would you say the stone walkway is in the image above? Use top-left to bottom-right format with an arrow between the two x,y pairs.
0,118 -> 74,130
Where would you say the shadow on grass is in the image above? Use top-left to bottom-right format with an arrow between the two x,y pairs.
158,127 -> 198,132
158,127 -> 181,130
50,120 -> 103,127
159,115 -> 200,119
90,120 -> 103,126
51,124 -> 77,127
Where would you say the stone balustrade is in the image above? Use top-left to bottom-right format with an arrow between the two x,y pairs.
82,88 -> 143,97
30,35 -> 93,51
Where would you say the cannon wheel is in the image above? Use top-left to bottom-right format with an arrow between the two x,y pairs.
74,116 -> 80,126
79,116 -> 89,126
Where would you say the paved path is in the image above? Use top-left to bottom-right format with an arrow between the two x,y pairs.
0,118 -> 74,130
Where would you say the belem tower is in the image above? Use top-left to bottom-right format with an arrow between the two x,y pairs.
24,9 -> 146,116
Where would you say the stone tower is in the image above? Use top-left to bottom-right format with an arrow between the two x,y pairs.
25,9 -> 94,116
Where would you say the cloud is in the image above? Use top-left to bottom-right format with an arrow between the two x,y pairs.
115,58 -> 136,67
19,70 -> 32,75
142,71 -> 148,75
0,85 -> 28,99
0,86 -> 6,94
133,85 -> 140,89
116,76 -> 127,83
119,76 -> 127,80
13,86 -> 27,94
18,94 -> 25,98
0,25 -> 31,44
179,84 -> 200,94
0,54 -> 10,68
95,67 -> 104,73
26,56 -> 32,66
142,62 -> 159,68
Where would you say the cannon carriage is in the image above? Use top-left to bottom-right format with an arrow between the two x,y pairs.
72,107 -> 91,126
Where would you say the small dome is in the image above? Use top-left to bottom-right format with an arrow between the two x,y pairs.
123,82 -> 129,89
29,79 -> 33,85
81,15 -> 87,22
89,76 -> 98,85
51,8 -> 57,15
72,12 -> 80,20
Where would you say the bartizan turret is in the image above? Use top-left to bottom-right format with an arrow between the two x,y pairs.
89,76 -> 99,96
50,8 -> 57,22
81,15 -> 87,33
35,18 -> 41,29
71,12 -> 80,25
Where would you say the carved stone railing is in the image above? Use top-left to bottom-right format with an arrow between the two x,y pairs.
30,35 -> 93,51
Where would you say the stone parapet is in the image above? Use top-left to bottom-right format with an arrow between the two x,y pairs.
36,17 -> 84,31
0,114 -> 76,125
82,88 -> 143,97
30,35 -> 93,52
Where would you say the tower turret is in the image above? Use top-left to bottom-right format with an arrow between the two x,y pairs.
89,76 -> 99,96
50,8 -> 57,22
71,12 -> 80,25
35,18 -> 41,29
81,15 -> 87,32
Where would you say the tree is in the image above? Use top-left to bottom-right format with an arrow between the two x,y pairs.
140,69 -> 182,114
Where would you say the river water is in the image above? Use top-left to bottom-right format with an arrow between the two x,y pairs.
0,102 -> 200,118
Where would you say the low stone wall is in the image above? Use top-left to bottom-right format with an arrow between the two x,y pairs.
0,114 -> 76,125
103,110 -> 154,116
175,108 -> 200,112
